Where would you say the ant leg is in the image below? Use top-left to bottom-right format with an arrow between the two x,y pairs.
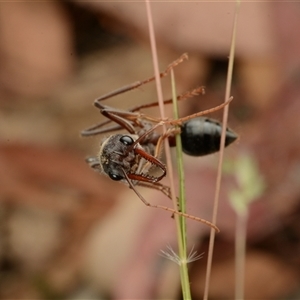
139,96 -> 234,125
168,97 -> 234,126
136,181 -> 180,218
86,157 -> 101,170
136,181 -> 171,199
122,169 -> 220,232
94,53 -> 188,103
136,180 -> 181,215
81,121 -> 123,137
82,86 -> 206,137
153,127 -> 180,157
81,105 -> 145,136
129,86 -> 205,112
133,128 -> 177,182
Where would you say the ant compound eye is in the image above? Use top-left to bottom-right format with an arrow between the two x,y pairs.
120,135 -> 134,145
108,171 -> 124,181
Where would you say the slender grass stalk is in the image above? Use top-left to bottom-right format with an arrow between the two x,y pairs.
144,0 -> 177,215
145,1 -> 191,299
235,210 -> 248,299
144,0 -> 177,221
171,69 -> 191,299
203,2 -> 240,299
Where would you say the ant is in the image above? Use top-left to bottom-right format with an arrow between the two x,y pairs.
81,54 -> 237,232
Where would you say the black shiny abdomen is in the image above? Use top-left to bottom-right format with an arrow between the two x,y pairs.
180,117 -> 237,156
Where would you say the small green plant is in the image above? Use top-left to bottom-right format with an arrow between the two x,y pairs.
228,154 -> 265,300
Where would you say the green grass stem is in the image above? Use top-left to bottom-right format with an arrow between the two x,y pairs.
170,69 -> 191,300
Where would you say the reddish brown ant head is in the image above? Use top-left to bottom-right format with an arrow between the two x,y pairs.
99,133 -> 166,183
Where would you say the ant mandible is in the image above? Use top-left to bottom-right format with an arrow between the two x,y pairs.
81,54 -> 237,232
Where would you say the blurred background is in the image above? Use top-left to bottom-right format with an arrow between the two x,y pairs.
1,1 -> 300,299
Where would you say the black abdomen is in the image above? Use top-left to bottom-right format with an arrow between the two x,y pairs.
180,117 -> 237,156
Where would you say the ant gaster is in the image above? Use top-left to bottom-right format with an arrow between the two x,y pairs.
81,54 -> 237,232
